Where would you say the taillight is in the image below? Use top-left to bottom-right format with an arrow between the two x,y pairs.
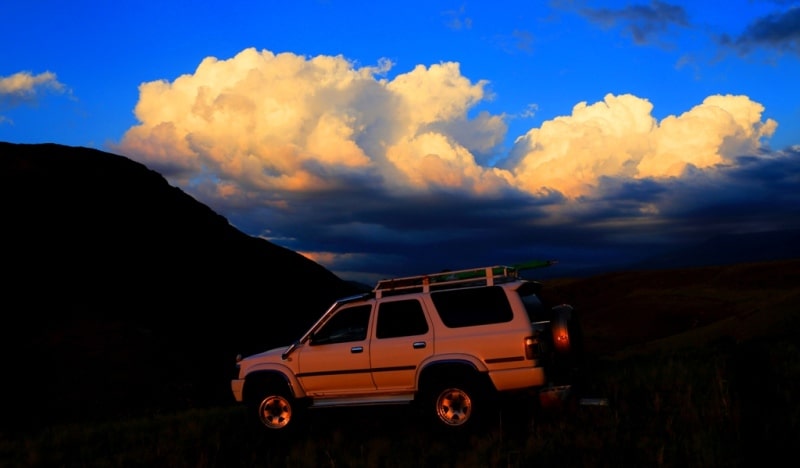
525,335 -> 540,360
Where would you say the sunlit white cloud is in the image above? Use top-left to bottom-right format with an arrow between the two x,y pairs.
0,71 -> 68,123
115,49 -> 506,197
0,71 -> 65,102
117,48 -> 778,201
509,93 -> 777,197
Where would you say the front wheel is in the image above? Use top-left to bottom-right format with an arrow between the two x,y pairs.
246,382 -> 305,432
257,394 -> 294,430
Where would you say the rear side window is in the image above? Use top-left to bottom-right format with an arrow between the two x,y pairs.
376,299 -> 429,338
522,294 -> 548,322
431,286 -> 513,328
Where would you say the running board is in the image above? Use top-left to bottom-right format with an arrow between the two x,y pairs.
309,393 -> 414,408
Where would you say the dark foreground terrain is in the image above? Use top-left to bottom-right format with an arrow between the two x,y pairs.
1,258 -> 797,468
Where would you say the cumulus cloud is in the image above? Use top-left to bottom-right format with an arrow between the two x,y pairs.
507,93 -> 776,197
116,48 -> 506,197
114,48 -> 789,281
0,71 -> 67,123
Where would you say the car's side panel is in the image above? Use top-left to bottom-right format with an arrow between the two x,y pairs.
487,366 -> 547,391
370,335 -> 434,390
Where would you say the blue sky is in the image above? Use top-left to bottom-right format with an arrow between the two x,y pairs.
2,0 -> 799,284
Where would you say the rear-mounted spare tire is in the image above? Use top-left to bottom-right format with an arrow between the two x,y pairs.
550,304 -> 584,376
551,304 -> 574,354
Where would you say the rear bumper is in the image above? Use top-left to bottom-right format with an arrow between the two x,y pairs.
538,384 -> 571,409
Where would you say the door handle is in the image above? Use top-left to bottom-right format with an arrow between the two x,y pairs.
413,341 -> 426,349
351,346 -> 364,353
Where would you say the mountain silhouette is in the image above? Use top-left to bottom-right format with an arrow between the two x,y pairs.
1,142 -> 362,431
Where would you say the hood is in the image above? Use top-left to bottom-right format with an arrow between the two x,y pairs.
242,345 -> 289,362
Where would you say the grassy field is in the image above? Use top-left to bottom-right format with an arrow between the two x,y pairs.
4,339 -> 798,467
3,260 -> 799,467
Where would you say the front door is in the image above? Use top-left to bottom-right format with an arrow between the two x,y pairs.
296,303 -> 376,395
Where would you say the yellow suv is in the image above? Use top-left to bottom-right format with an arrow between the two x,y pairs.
231,261 -> 582,432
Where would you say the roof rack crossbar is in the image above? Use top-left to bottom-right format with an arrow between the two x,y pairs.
373,260 -> 557,298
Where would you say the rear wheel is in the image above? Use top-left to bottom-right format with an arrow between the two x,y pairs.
424,376 -> 493,431
435,386 -> 474,427
549,304 -> 585,384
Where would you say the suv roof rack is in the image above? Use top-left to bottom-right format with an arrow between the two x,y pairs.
373,259 -> 557,298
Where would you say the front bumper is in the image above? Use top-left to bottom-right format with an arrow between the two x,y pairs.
231,379 -> 244,402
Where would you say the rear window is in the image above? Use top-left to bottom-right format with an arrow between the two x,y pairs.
431,286 -> 513,328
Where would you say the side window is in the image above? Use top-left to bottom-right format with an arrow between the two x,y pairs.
431,286 -> 513,328
311,304 -> 371,345
376,299 -> 429,339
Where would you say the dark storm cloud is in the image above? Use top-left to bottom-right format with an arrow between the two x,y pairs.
217,142 -> 800,283
334,147 -> 797,279
572,0 -> 690,45
633,147 -> 800,242
190,147 -> 800,284
224,175 -> 631,278
717,6 -> 800,56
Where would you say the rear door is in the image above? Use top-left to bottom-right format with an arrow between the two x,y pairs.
369,297 -> 434,391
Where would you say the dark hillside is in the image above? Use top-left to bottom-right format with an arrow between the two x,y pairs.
1,142 -> 362,431
538,258 -> 800,357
